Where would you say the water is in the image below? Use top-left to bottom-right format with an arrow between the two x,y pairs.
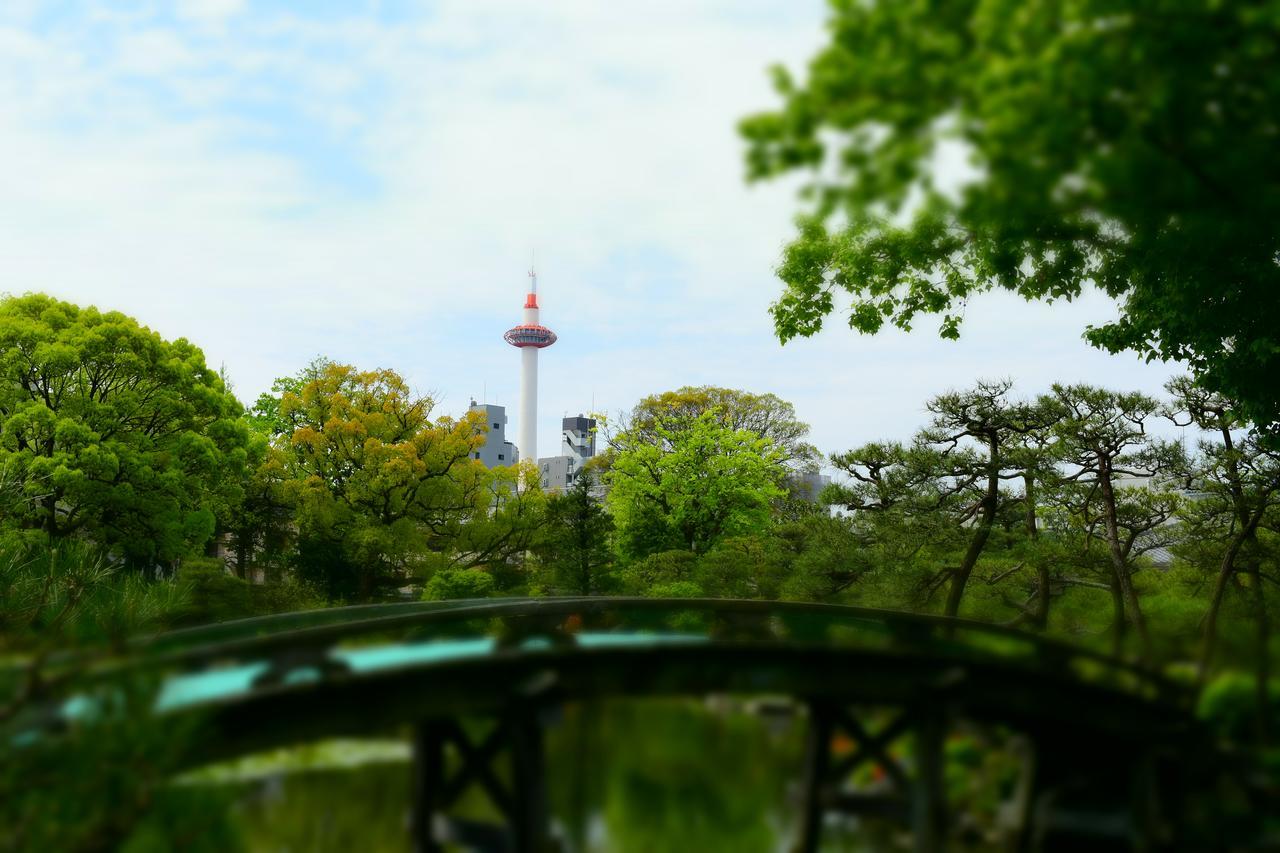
183,698 -> 995,852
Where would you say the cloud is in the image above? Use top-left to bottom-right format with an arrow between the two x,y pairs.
176,0 -> 246,26
0,1 -> 1182,462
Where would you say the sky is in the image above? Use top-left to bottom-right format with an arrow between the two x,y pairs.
0,1 -> 1183,464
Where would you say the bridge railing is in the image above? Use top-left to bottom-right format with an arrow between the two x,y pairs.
96,597 -> 1188,708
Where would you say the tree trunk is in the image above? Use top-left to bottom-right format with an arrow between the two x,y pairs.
1098,469 -> 1152,663
1024,473 -> 1049,628
944,435 -> 999,619
235,532 -> 250,581
1252,562 -> 1271,748
43,494 -> 58,538
1109,573 -> 1126,658
1197,516 -> 1261,683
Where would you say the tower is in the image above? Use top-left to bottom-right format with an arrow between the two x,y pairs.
503,269 -> 557,465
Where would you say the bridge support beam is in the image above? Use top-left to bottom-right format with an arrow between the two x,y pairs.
912,708 -> 947,852
793,700 -> 949,853
410,707 -> 552,853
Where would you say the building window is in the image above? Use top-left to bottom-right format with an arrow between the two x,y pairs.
474,452 -> 480,459
493,423 -> 500,429
498,454 -> 504,460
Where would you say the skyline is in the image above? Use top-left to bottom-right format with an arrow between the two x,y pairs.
0,1 -> 1183,462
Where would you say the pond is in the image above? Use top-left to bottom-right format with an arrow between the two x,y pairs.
180,698 -> 997,852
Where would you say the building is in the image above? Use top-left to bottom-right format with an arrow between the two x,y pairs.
787,471 -> 832,503
538,414 -> 598,492
560,414 -> 596,464
468,400 -> 517,467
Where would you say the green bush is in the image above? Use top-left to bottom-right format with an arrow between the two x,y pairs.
646,580 -> 702,599
422,568 -> 495,601
174,558 -> 326,626
175,558 -> 255,625
619,550 -> 698,596
1197,672 -> 1280,743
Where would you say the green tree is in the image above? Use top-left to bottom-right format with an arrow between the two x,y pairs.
625,386 -> 820,471
0,294 -> 248,572
219,431 -> 292,581
916,381 -> 1064,614
917,380 -> 1056,618
694,534 -> 790,600
1044,385 -> 1184,662
606,410 -> 785,558
1167,379 -> 1280,745
742,1 -> 1280,434
274,363 -> 490,600
825,441 -> 974,610
245,356 -> 332,439
534,470 -> 615,596
1167,378 -> 1280,678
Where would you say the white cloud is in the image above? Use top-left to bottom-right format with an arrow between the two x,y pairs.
176,0 -> 246,26
0,2 -> 1182,462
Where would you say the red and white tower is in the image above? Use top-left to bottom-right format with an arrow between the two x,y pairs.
503,269 -> 557,464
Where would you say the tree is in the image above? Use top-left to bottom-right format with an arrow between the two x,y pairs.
245,356 -> 332,439
534,470 -> 615,596
606,410 -> 785,558
624,386 -> 820,472
1166,378 -> 1280,743
917,380 -> 1056,618
1167,378 -> 1280,673
274,363 -> 491,600
824,441 -> 973,609
741,2 -> 1280,434
219,430 -> 292,581
1045,385 -> 1184,662
0,294 -> 248,572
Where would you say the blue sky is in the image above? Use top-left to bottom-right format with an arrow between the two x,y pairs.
0,1 -> 1182,462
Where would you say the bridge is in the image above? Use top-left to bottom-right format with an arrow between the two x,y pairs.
23,598 -> 1260,851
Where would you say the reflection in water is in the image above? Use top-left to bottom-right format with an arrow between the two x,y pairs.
551,699 -> 798,852
202,699 -> 999,851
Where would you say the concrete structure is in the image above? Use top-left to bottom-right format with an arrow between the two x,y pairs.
537,414 -> 598,492
468,400 -> 517,468
504,269 -> 556,465
560,414 -> 596,464
787,471 -> 832,503
537,454 -> 576,492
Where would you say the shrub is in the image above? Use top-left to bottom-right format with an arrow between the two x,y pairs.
619,550 -> 698,595
422,568 -> 495,601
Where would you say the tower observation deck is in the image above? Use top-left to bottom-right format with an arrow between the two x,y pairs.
505,270 -> 556,464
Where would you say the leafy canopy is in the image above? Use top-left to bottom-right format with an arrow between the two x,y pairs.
606,409 -> 785,557
742,0 -> 1280,433
0,293 -> 247,567
276,363 -> 489,599
628,386 -> 820,472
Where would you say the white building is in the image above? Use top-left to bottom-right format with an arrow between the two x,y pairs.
468,401 -> 517,468
538,414 -> 598,492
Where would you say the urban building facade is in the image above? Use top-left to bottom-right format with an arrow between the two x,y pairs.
468,401 -> 517,468
538,414 -> 598,492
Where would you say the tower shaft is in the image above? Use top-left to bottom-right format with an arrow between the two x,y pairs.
520,345 -> 537,465
504,268 -> 556,468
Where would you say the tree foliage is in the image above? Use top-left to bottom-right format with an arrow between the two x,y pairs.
626,386 -> 820,471
534,470 -> 615,596
741,1 -> 1280,434
272,363 -> 484,599
0,294 -> 248,570
606,410 -> 785,558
